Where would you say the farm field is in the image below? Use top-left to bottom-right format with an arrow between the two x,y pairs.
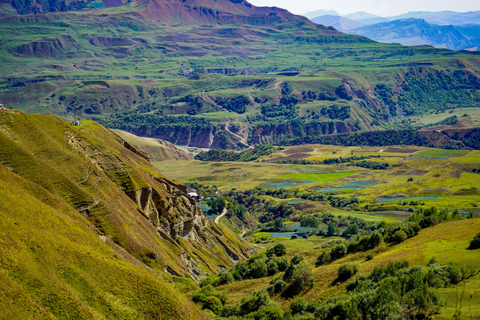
156,144 -> 480,214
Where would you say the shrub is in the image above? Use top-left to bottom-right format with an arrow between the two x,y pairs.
214,269 -> 234,286
391,230 -> 408,244
267,260 -> 279,276
315,251 -> 331,266
337,262 -> 360,281
267,244 -> 287,257
247,260 -> 268,279
202,296 -> 223,315
290,262 -> 312,293
290,298 -> 308,315
330,244 -> 347,260
273,280 -> 287,294
365,253 -> 374,261
468,232 -> 480,249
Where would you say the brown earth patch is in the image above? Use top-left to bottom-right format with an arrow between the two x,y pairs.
282,147 -> 314,155
408,170 -> 429,176
424,189 -> 448,193
266,153 -> 310,162
450,170 -> 462,178
385,148 -> 417,153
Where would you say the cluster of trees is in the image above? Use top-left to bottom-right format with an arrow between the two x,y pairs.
99,113 -> 214,135
301,90 -> 337,102
335,84 -> 353,100
316,232 -> 384,266
320,105 -> 351,120
261,83 -> 299,119
375,84 -> 396,116
398,69 -> 480,115
347,160 -> 389,170
279,129 -> 430,148
193,246 -> 314,317
172,95 -> 204,115
195,144 -> 278,162
322,154 -> 381,165
407,206 -> 467,228
215,95 -> 250,114
290,260 -> 465,320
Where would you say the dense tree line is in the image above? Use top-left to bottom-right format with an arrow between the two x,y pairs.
347,160 -> 389,170
279,129 -> 430,147
194,144 -> 278,162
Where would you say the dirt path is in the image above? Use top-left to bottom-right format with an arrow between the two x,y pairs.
273,81 -> 284,90
398,158 -> 412,169
215,206 -> 228,224
225,118 -> 249,147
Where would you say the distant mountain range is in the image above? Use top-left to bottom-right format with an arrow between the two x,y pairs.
307,10 -> 480,51
304,9 -> 480,26
348,18 -> 480,51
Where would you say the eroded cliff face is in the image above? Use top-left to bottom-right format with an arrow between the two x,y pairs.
0,111 -> 250,280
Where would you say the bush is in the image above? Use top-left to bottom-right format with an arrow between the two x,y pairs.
330,244 -> 347,260
267,244 -> 287,257
468,232 -> 480,249
214,270 -> 234,286
391,230 -> 408,244
273,280 -> 287,294
202,296 -> 223,315
315,251 -> 331,266
290,262 -> 312,293
290,298 -> 308,315
337,262 -> 360,281
365,253 -> 374,261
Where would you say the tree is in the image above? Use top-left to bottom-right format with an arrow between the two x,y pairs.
327,223 -> 337,236
330,244 -> 347,260
391,230 -> 408,244
337,262 -> 360,281
274,217 -> 284,231
300,215 -> 319,228
267,244 -> 287,258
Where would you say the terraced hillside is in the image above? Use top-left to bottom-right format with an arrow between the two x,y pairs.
0,110 -> 251,317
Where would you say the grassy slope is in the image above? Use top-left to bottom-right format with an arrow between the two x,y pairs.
112,129 -> 193,161
217,218 -> 480,317
0,164 -> 207,319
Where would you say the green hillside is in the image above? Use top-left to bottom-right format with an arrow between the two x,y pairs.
1,0 -> 480,149
0,110 -> 252,318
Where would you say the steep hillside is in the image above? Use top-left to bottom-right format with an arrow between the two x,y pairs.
0,110 -> 251,283
0,163 -> 208,319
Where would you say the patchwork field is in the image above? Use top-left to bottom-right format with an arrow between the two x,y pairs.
156,144 -> 480,216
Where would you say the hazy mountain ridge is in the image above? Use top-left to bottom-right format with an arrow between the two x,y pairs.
347,18 -> 480,51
